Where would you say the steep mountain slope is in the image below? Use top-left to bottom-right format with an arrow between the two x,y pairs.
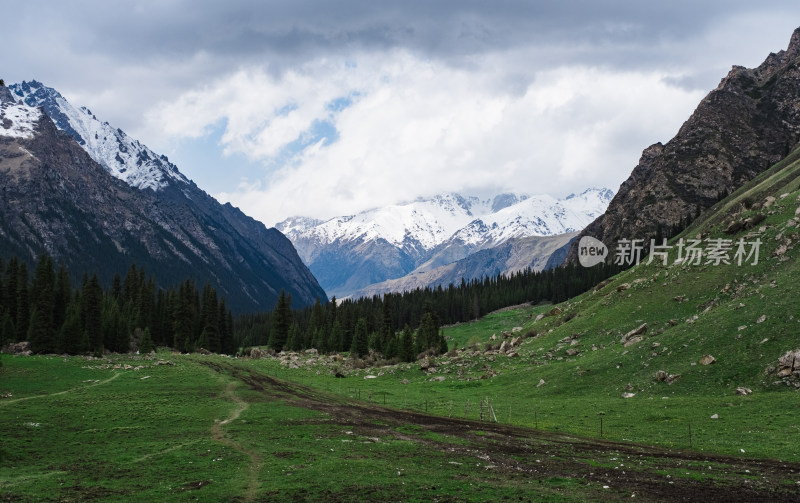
0,85 -> 326,311
280,189 -> 612,297
566,27 -> 800,263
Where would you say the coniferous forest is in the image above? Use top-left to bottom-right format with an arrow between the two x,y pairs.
235,262 -> 624,360
0,253 -> 620,359
0,254 -> 235,356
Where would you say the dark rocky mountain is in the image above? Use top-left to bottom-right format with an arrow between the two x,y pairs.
0,85 -> 326,312
566,27 -> 800,263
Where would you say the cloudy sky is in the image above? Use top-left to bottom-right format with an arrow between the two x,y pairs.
6,1 -> 800,226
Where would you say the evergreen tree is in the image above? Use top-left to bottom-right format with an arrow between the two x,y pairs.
28,255 -> 56,353
59,303 -> 85,355
400,324 -> 415,363
200,284 -> 219,352
350,317 -> 369,358
268,290 -> 291,351
16,262 -> 30,342
83,274 -> 104,355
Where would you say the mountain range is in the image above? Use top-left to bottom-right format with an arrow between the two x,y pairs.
0,82 -> 326,312
278,189 -> 612,298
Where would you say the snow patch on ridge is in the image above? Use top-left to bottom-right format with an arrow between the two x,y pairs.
0,101 -> 41,139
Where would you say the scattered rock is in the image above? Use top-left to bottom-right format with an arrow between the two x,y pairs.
548,307 -> 563,316
512,327 -> 523,333
506,351 -> 519,358
499,341 -> 508,353
616,283 -> 630,292
510,337 -> 521,347
756,315 -> 767,324
710,414 -> 719,419
249,347 -> 264,359
666,374 -> 681,385
735,387 -> 752,396
654,370 -> 668,382
565,348 -> 579,357
364,375 -> 378,379
429,376 -> 446,382
621,392 -> 636,399
764,196 -> 776,208
400,379 -> 409,384
536,379 -> 546,388
490,334 -> 497,341
534,314 -> 545,322
625,383 -> 634,391
699,354 -> 717,365
3,341 -> 31,355
623,335 -> 644,348
620,323 -> 648,346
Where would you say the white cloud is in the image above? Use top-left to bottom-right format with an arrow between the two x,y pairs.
148,52 -> 703,225
149,51 -> 702,226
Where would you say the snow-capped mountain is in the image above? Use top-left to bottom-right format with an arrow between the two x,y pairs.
0,83 -> 326,311
277,189 -> 613,297
8,81 -> 187,191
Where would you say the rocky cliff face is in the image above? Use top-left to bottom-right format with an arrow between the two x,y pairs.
566,27 -> 800,263
0,86 -> 326,312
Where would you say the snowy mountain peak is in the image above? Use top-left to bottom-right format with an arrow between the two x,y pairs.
279,188 -> 613,252
8,81 -> 188,191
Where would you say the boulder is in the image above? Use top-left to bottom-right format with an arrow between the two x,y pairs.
623,336 -> 644,348
548,307 -> 562,316
510,337 -> 521,347
621,323 -> 648,345
249,347 -> 263,359
621,392 -> 636,399
536,379 -> 546,387
512,327 -> 523,333
565,348 -> 579,357
699,354 -> 716,365
429,376 -> 446,382
735,387 -> 752,395
535,314 -> 545,322
499,341 -> 508,353
666,374 -> 681,385
654,370 -> 668,382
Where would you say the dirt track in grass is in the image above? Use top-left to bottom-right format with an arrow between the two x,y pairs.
202,360 -> 800,502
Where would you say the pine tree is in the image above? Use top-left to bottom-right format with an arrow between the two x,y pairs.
350,317 -> 369,358
400,324 -> 415,362
16,262 -> 30,342
83,274 -> 104,355
59,303 -> 85,355
28,255 -> 56,353
139,327 -> 154,354
268,290 -> 291,351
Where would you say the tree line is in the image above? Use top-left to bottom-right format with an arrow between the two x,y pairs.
235,262 -> 623,360
0,255 -> 234,355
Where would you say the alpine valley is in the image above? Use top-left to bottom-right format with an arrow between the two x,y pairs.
278,188 -> 613,298
0,82 -> 326,312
